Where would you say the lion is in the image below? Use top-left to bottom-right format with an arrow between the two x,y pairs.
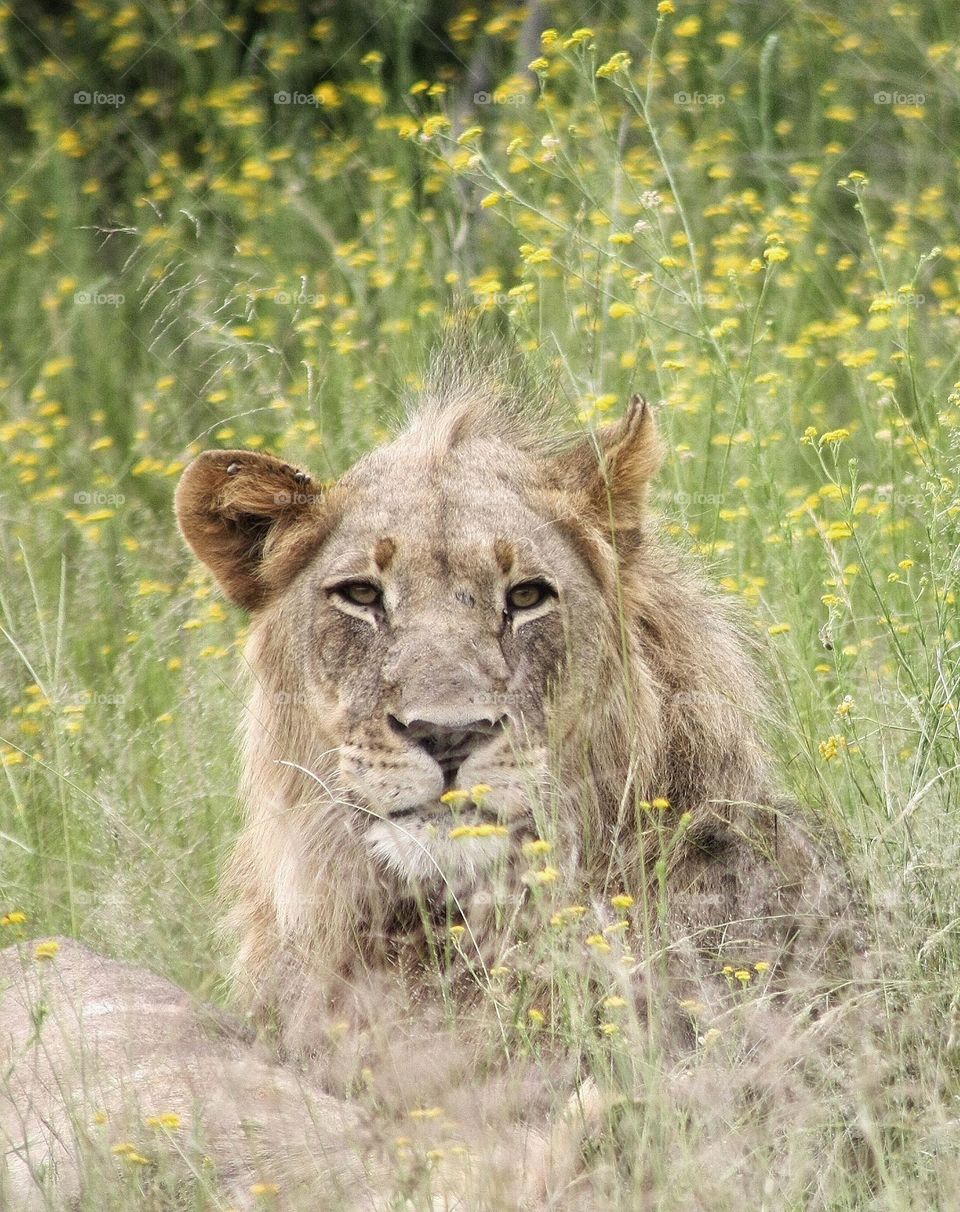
174,350 -> 859,1069
1,349 -> 861,1208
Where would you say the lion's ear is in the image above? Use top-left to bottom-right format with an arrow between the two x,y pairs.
175,450 -> 331,611
549,395 -> 662,547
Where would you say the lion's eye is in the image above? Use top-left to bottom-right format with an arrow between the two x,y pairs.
335,581 -> 383,608
506,580 -> 553,612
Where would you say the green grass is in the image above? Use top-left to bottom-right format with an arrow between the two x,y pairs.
2,0 -> 960,1206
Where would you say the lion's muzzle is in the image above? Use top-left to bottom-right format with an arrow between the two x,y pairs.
387,712 -> 507,789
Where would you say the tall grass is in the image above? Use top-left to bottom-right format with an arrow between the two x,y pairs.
2,1 -> 960,1205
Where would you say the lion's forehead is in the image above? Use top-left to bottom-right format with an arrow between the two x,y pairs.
313,438 -> 588,595
324,490 -> 557,583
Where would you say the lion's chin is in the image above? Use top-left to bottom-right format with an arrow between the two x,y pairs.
364,813 -> 512,887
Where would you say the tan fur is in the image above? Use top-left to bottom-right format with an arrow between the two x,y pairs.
176,350 -> 860,1058
0,939 -> 388,1209
0,940 -> 558,1208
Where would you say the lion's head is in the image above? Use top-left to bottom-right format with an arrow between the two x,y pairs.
176,356 -> 827,1027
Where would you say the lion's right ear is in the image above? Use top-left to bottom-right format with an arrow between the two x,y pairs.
175,450 -> 333,611
547,395 -> 662,551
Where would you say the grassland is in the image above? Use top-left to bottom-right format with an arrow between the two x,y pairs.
1,1 -> 960,1207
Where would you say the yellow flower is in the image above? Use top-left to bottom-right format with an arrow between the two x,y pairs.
41,356 -> 74,378
564,28 -> 594,48
734,969 -> 752,983
522,838 -> 552,856
608,302 -> 636,319
34,940 -> 60,960
1,911 -> 27,926
449,824 -> 508,839
145,1112 -> 181,1130
596,52 -> 632,78
820,428 -> 851,445
528,1008 -> 545,1024
480,192 -> 502,209
818,734 -> 847,761
674,16 -> 701,36
763,245 -> 790,264
421,115 -> 450,139
315,83 -> 341,108
440,789 -> 469,806
768,623 -> 791,636
249,1183 -> 280,1197
610,894 -> 634,910
241,159 -> 272,182
657,0 -> 675,13
56,130 -> 86,158
754,961 -> 770,973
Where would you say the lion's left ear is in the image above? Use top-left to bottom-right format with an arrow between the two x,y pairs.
175,449 -> 334,611
548,395 -> 662,547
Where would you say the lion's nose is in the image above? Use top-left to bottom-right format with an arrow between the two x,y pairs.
388,714 -> 506,786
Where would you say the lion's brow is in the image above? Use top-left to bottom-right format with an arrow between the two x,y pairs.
493,538 -> 514,574
373,537 -> 396,570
